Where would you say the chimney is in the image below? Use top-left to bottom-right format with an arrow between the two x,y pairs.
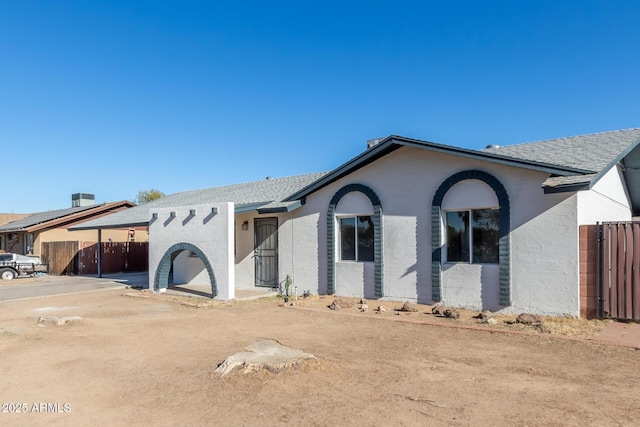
72,193 -> 95,207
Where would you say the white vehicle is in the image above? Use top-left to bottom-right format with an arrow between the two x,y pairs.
0,253 -> 48,280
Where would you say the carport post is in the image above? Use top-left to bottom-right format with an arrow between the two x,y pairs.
97,229 -> 102,278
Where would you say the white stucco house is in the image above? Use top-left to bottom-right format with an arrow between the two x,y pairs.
73,128 -> 640,316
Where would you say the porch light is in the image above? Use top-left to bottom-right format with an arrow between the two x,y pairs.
242,220 -> 249,230
169,211 -> 176,218
151,213 -> 158,220
190,209 -> 196,216
211,207 -> 218,215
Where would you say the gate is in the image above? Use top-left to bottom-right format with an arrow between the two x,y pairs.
596,222 -> 640,320
41,241 -> 79,275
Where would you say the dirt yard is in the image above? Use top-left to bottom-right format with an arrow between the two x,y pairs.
0,289 -> 638,426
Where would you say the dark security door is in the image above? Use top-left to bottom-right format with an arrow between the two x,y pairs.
254,217 -> 278,287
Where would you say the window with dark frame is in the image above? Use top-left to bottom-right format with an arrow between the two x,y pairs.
446,209 -> 499,264
339,216 -> 374,262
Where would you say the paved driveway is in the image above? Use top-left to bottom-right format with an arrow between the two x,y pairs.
0,273 -> 148,302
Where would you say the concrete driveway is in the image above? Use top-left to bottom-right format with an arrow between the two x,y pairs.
0,273 -> 148,302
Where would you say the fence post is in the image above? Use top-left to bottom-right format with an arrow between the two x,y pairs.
595,222 -> 600,318
97,229 -> 102,278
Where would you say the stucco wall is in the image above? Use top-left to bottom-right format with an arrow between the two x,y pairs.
234,212 -> 257,289
577,165 -> 632,224
292,146 -> 582,315
149,203 -> 234,300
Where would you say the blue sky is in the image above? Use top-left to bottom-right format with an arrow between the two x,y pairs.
2,1 -> 639,212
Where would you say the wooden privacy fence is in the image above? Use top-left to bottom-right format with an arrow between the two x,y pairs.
41,241 -> 79,276
41,241 -> 148,276
581,223 -> 640,320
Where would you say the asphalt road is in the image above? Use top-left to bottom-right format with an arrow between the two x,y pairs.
0,273 -> 148,302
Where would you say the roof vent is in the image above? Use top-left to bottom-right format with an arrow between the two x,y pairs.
265,176 -> 274,180
367,138 -> 384,149
72,193 -> 95,207
485,144 -> 500,149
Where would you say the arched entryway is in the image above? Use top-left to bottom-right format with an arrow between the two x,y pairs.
431,170 -> 511,306
154,242 -> 217,297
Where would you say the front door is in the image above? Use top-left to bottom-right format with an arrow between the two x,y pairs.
254,217 -> 278,287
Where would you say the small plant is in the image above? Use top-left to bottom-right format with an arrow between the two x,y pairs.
283,274 -> 292,303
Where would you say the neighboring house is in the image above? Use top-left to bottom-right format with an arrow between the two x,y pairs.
72,129 -> 640,316
0,214 -> 31,251
0,194 -> 140,257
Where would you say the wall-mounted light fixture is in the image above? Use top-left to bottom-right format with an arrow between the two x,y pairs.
211,207 -> 219,215
169,211 -> 176,218
242,220 -> 249,230
189,209 -> 196,216
151,213 -> 158,220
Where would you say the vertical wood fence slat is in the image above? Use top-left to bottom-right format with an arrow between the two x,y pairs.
634,224 -> 640,319
625,224 -> 634,317
601,224 -> 610,317
610,225 -> 618,318
616,225 -> 626,318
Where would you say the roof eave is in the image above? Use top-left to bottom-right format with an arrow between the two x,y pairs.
256,200 -> 304,214
543,183 -> 591,194
69,221 -> 150,231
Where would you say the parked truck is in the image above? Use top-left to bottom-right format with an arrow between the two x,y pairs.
0,253 -> 49,280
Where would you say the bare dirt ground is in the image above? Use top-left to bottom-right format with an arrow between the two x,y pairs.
1,289 -> 639,426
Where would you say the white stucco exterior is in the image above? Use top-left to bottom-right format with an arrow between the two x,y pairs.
577,165 -> 632,224
149,203 -> 234,300
144,142 -> 636,317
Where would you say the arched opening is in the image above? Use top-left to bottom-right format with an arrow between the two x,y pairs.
432,170 -> 511,306
154,242 -> 217,297
327,183 -> 383,297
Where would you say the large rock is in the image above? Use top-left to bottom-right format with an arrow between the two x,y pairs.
328,298 -> 354,310
215,339 -> 316,377
516,313 -> 543,325
400,301 -> 419,312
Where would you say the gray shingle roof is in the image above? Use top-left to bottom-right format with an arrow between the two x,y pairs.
71,172 -> 330,229
0,204 -> 104,232
482,128 -> 640,172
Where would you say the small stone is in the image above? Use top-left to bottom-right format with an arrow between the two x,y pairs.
485,318 -> 498,325
360,298 -> 367,305
360,304 -> 368,312
37,316 -> 84,326
400,301 -> 419,312
376,306 -> 386,312
516,313 -> 543,325
443,309 -> 460,319
328,300 -> 342,311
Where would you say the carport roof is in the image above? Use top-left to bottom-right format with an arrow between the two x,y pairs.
70,172 -> 329,230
